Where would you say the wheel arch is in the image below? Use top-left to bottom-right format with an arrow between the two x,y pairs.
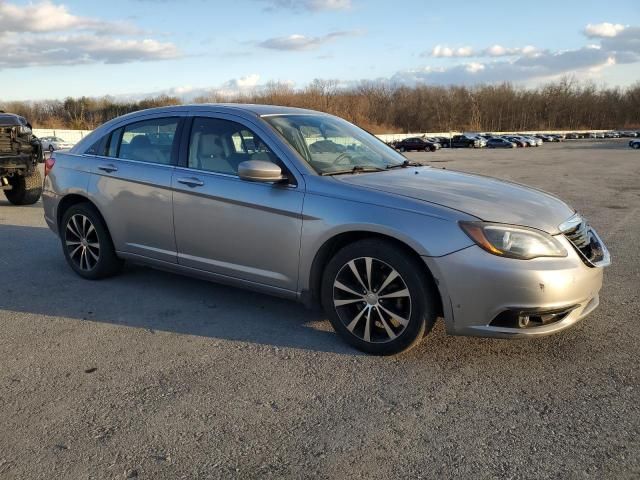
56,193 -> 110,235
307,230 -> 444,317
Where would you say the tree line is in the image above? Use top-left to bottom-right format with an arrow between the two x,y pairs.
3,78 -> 639,133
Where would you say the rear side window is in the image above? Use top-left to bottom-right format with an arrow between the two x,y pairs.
116,118 -> 179,165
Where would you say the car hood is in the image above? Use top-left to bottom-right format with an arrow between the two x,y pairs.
335,167 -> 575,233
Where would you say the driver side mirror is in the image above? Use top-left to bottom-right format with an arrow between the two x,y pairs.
238,160 -> 288,183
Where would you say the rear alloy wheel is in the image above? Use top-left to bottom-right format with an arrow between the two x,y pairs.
61,203 -> 122,279
322,239 -> 438,355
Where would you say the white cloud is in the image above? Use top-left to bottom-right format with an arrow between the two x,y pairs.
0,0 -> 141,35
599,26 -> 640,59
0,34 -> 180,68
429,44 -> 540,58
258,31 -> 357,51
0,1 -> 180,69
483,45 -> 539,57
394,47 -> 613,86
430,45 -> 474,57
129,75 -> 299,102
584,22 -> 626,38
465,62 -> 485,73
256,0 -> 351,12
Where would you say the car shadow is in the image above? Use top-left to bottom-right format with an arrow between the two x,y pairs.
0,223 -> 361,356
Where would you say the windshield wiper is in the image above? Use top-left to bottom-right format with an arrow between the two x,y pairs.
386,160 -> 423,169
321,165 -> 387,176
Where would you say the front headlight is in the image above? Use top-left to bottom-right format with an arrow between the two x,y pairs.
18,125 -> 32,135
459,222 -> 567,260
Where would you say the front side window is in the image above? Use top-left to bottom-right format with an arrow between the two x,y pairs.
116,118 -> 179,164
188,117 -> 278,175
263,114 -> 405,175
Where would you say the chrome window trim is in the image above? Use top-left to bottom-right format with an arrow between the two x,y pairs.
88,154 -> 176,170
173,165 -> 299,189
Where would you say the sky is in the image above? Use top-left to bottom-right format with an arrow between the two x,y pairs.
1,0 -> 639,101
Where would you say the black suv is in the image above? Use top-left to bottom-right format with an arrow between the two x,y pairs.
394,137 -> 440,152
450,135 -> 482,148
0,112 -> 43,205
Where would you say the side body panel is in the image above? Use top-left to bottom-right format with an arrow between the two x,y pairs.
171,112 -> 306,291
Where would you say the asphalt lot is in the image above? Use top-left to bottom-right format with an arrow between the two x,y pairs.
1,139 -> 639,479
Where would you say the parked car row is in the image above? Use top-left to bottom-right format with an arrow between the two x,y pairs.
565,131 -> 640,139
389,129 -> 640,151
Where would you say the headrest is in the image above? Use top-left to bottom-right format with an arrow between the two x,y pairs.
198,133 -> 224,157
130,135 -> 151,148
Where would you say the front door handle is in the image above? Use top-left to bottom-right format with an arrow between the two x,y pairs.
177,177 -> 204,188
98,164 -> 118,173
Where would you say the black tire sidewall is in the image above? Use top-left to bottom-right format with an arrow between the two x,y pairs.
321,239 -> 437,355
60,203 -> 121,280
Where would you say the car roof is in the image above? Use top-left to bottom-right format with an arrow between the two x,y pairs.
0,113 -> 28,126
113,103 -> 327,119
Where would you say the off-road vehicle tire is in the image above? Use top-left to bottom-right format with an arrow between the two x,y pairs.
4,169 -> 42,205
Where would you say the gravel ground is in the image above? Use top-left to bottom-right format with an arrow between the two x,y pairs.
0,139 -> 639,479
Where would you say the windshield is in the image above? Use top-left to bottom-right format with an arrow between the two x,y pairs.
263,114 -> 407,175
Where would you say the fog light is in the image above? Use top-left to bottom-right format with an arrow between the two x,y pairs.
518,315 -> 530,328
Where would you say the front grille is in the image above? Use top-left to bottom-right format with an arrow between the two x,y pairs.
0,127 -> 15,153
562,218 -> 607,267
565,221 -> 590,249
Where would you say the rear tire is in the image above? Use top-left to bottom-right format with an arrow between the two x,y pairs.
321,239 -> 438,355
4,169 -> 42,205
60,203 -> 123,280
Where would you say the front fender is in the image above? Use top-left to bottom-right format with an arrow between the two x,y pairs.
297,189 -> 475,293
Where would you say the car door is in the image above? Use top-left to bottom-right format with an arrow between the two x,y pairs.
87,114 -> 186,264
171,114 -> 305,292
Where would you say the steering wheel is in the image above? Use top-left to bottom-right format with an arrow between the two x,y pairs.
334,152 -> 353,166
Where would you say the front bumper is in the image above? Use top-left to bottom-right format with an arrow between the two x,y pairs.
425,234 -> 606,338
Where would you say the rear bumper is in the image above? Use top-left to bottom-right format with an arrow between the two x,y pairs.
42,189 -> 61,235
425,236 -> 606,338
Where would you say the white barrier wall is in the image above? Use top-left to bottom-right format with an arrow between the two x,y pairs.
34,129 -> 92,144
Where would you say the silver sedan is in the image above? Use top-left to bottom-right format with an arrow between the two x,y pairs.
42,105 -> 610,355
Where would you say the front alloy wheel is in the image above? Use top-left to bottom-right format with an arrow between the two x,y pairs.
333,257 -> 411,343
321,239 -> 438,355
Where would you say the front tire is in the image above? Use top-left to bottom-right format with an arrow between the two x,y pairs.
4,169 -> 42,205
60,203 -> 123,280
321,239 -> 438,355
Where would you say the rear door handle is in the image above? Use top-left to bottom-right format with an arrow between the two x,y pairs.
177,177 -> 204,188
98,164 -> 118,173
